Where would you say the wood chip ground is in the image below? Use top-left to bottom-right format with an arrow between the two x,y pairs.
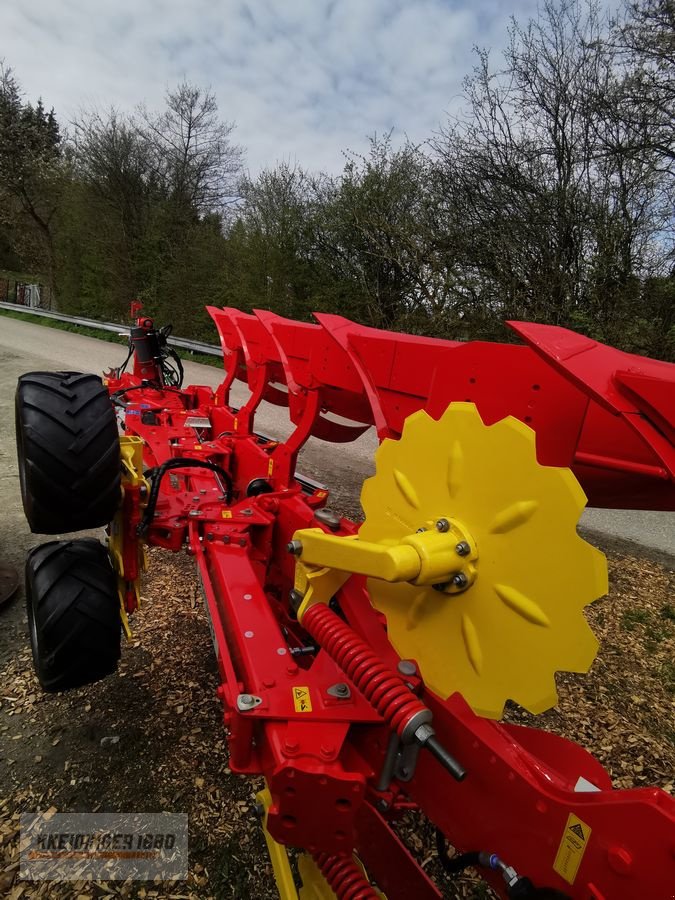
1,544 -> 673,899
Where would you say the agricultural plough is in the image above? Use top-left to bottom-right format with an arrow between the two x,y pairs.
15,302 -> 675,898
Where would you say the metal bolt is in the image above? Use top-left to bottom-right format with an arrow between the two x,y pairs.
240,693 -> 253,706
452,572 -> 469,589
435,518 -> 450,533
416,527 -> 426,533
287,540 -> 303,555
455,541 -> 471,556
397,660 -> 417,677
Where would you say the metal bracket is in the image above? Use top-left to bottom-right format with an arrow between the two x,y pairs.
326,682 -> 351,699
185,416 -> 212,429
237,693 -> 263,711
394,741 -> 422,782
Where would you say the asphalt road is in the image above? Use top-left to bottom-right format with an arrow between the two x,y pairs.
0,316 -> 673,562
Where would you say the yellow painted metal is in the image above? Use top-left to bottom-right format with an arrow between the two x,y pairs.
108,436 -> 149,639
294,530 -> 420,582
293,526 -> 478,591
297,855 -> 335,900
293,514 -> 476,622
295,558 -> 351,622
358,403 -> 608,719
255,785 -> 300,900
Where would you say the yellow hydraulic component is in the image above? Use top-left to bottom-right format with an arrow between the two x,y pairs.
108,436 -> 149,639
294,403 -> 607,719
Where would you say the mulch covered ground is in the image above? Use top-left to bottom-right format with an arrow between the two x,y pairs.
0,543 -> 673,900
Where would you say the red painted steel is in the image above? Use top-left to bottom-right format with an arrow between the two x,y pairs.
207,306 -> 675,508
105,305 -> 675,899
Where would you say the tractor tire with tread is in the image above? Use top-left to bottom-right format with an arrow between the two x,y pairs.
26,539 -> 121,691
15,371 -> 121,534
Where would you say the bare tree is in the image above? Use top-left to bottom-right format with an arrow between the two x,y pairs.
140,81 -> 243,218
616,0 -> 675,173
432,0 -> 670,341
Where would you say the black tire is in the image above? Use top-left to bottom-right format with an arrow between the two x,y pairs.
26,539 -> 121,691
16,371 -> 121,533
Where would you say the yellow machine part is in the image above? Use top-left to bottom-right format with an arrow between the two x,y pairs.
358,403 -> 608,719
255,785 -> 384,900
108,436 -> 148,638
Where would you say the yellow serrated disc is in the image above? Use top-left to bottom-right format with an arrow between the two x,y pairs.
359,403 -> 608,719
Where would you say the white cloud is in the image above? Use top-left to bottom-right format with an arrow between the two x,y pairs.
0,0 -> 540,175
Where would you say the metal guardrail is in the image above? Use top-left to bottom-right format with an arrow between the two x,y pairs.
0,301 -> 222,358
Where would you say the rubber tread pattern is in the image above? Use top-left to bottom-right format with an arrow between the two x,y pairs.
16,371 -> 121,533
26,539 -> 120,691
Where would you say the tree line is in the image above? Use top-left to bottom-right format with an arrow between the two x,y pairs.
0,0 -> 673,359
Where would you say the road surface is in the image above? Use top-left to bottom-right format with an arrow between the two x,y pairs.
0,316 -> 672,563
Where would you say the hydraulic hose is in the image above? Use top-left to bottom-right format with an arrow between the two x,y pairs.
138,457 -> 234,535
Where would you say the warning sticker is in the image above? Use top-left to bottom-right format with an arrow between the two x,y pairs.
553,813 -> 591,885
267,458 -> 274,477
292,686 -> 312,713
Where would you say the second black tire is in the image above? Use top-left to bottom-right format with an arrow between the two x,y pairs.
26,539 -> 121,691
15,371 -> 121,533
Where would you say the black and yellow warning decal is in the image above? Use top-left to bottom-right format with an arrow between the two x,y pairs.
553,813 -> 591,884
292,686 -> 312,713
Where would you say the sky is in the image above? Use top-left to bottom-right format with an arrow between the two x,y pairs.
1,0 -> 540,175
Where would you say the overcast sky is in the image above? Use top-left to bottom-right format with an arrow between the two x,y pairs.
1,0 -> 540,175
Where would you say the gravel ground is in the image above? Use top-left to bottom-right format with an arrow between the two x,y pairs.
0,314 -> 673,899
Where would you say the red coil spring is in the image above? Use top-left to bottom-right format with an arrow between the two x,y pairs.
302,603 -> 426,737
313,852 -> 378,900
